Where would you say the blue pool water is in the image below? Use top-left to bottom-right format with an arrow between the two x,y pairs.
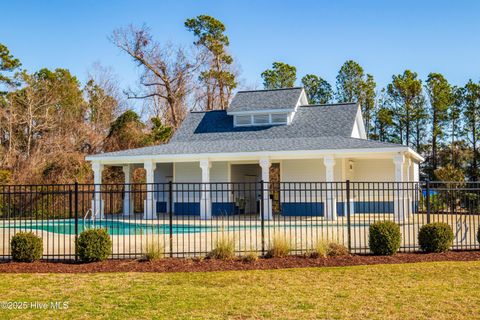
1,220 -> 218,236
0,219 -> 371,235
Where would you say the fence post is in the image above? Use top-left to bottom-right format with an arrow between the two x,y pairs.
260,180 -> 265,256
346,180 -> 352,253
426,179 -> 431,224
74,181 -> 79,261
168,181 -> 173,258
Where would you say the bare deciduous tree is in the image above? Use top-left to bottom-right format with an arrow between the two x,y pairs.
110,24 -> 202,129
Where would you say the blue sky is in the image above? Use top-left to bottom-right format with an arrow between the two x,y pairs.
2,0 -> 480,96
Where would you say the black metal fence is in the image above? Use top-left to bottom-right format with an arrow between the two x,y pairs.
0,181 -> 479,260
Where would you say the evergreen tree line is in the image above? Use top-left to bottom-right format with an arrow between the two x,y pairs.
261,61 -> 480,181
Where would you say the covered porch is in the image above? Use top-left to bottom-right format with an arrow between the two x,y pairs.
88,148 -> 422,221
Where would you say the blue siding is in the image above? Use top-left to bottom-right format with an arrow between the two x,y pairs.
281,202 -> 324,216
174,202 -> 200,215
156,201 -> 167,213
212,202 -> 236,216
354,201 -> 394,214
336,201 -> 395,216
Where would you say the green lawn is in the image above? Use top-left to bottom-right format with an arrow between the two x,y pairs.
0,261 -> 479,319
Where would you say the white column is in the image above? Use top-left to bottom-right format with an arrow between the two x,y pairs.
406,158 -> 412,219
199,159 -> 212,220
144,160 -> 155,219
122,165 -> 132,216
324,155 -> 337,221
92,162 -> 104,219
393,154 -> 406,222
259,158 -> 272,220
412,160 -> 420,214
413,161 -> 419,182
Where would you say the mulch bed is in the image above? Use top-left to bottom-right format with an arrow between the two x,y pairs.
0,251 -> 479,273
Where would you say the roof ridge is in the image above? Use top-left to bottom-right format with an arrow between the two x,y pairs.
299,102 -> 358,107
190,109 -> 226,114
236,87 -> 303,94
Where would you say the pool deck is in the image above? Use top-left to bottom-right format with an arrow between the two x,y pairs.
0,213 -> 478,258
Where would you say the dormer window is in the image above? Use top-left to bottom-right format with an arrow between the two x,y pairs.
234,112 -> 289,127
271,113 -> 288,124
234,115 -> 252,126
253,114 -> 269,125
228,87 -> 309,127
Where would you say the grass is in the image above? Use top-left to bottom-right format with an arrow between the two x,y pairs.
0,261 -> 479,319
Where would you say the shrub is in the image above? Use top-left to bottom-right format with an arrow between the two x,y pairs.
10,232 -> 43,262
326,242 -> 349,257
266,235 -> 291,258
241,250 -> 259,263
309,240 -> 328,258
368,221 -> 402,255
207,236 -> 235,260
143,241 -> 164,261
76,228 -> 112,262
418,223 -> 454,253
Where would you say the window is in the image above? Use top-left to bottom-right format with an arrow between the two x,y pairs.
234,112 -> 291,127
253,114 -> 270,125
271,113 -> 288,124
234,115 -> 252,126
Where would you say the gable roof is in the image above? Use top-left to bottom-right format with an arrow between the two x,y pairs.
88,102 -> 408,159
227,87 -> 304,113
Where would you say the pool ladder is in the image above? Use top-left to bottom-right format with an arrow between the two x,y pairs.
83,209 -> 96,229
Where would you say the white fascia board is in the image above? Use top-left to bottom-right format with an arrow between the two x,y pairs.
407,147 -> 425,162
227,108 -> 294,115
86,146 -> 418,165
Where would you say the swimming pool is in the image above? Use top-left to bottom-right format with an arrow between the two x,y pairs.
0,219 -> 371,235
0,220 -> 219,236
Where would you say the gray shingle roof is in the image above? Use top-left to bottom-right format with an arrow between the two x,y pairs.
91,136 -> 403,157
89,103 -> 406,158
227,87 -> 303,112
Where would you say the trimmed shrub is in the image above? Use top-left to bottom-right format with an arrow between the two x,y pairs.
369,221 -> 401,255
326,243 -> 349,257
266,235 -> 291,258
207,236 -> 235,260
418,223 -> 454,253
76,228 -> 112,262
11,232 -> 43,262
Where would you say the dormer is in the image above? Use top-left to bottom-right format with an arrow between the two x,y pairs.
227,87 -> 308,127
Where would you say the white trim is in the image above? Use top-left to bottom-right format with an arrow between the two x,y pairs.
351,105 -> 367,139
87,146 -> 424,164
297,89 -> 309,106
